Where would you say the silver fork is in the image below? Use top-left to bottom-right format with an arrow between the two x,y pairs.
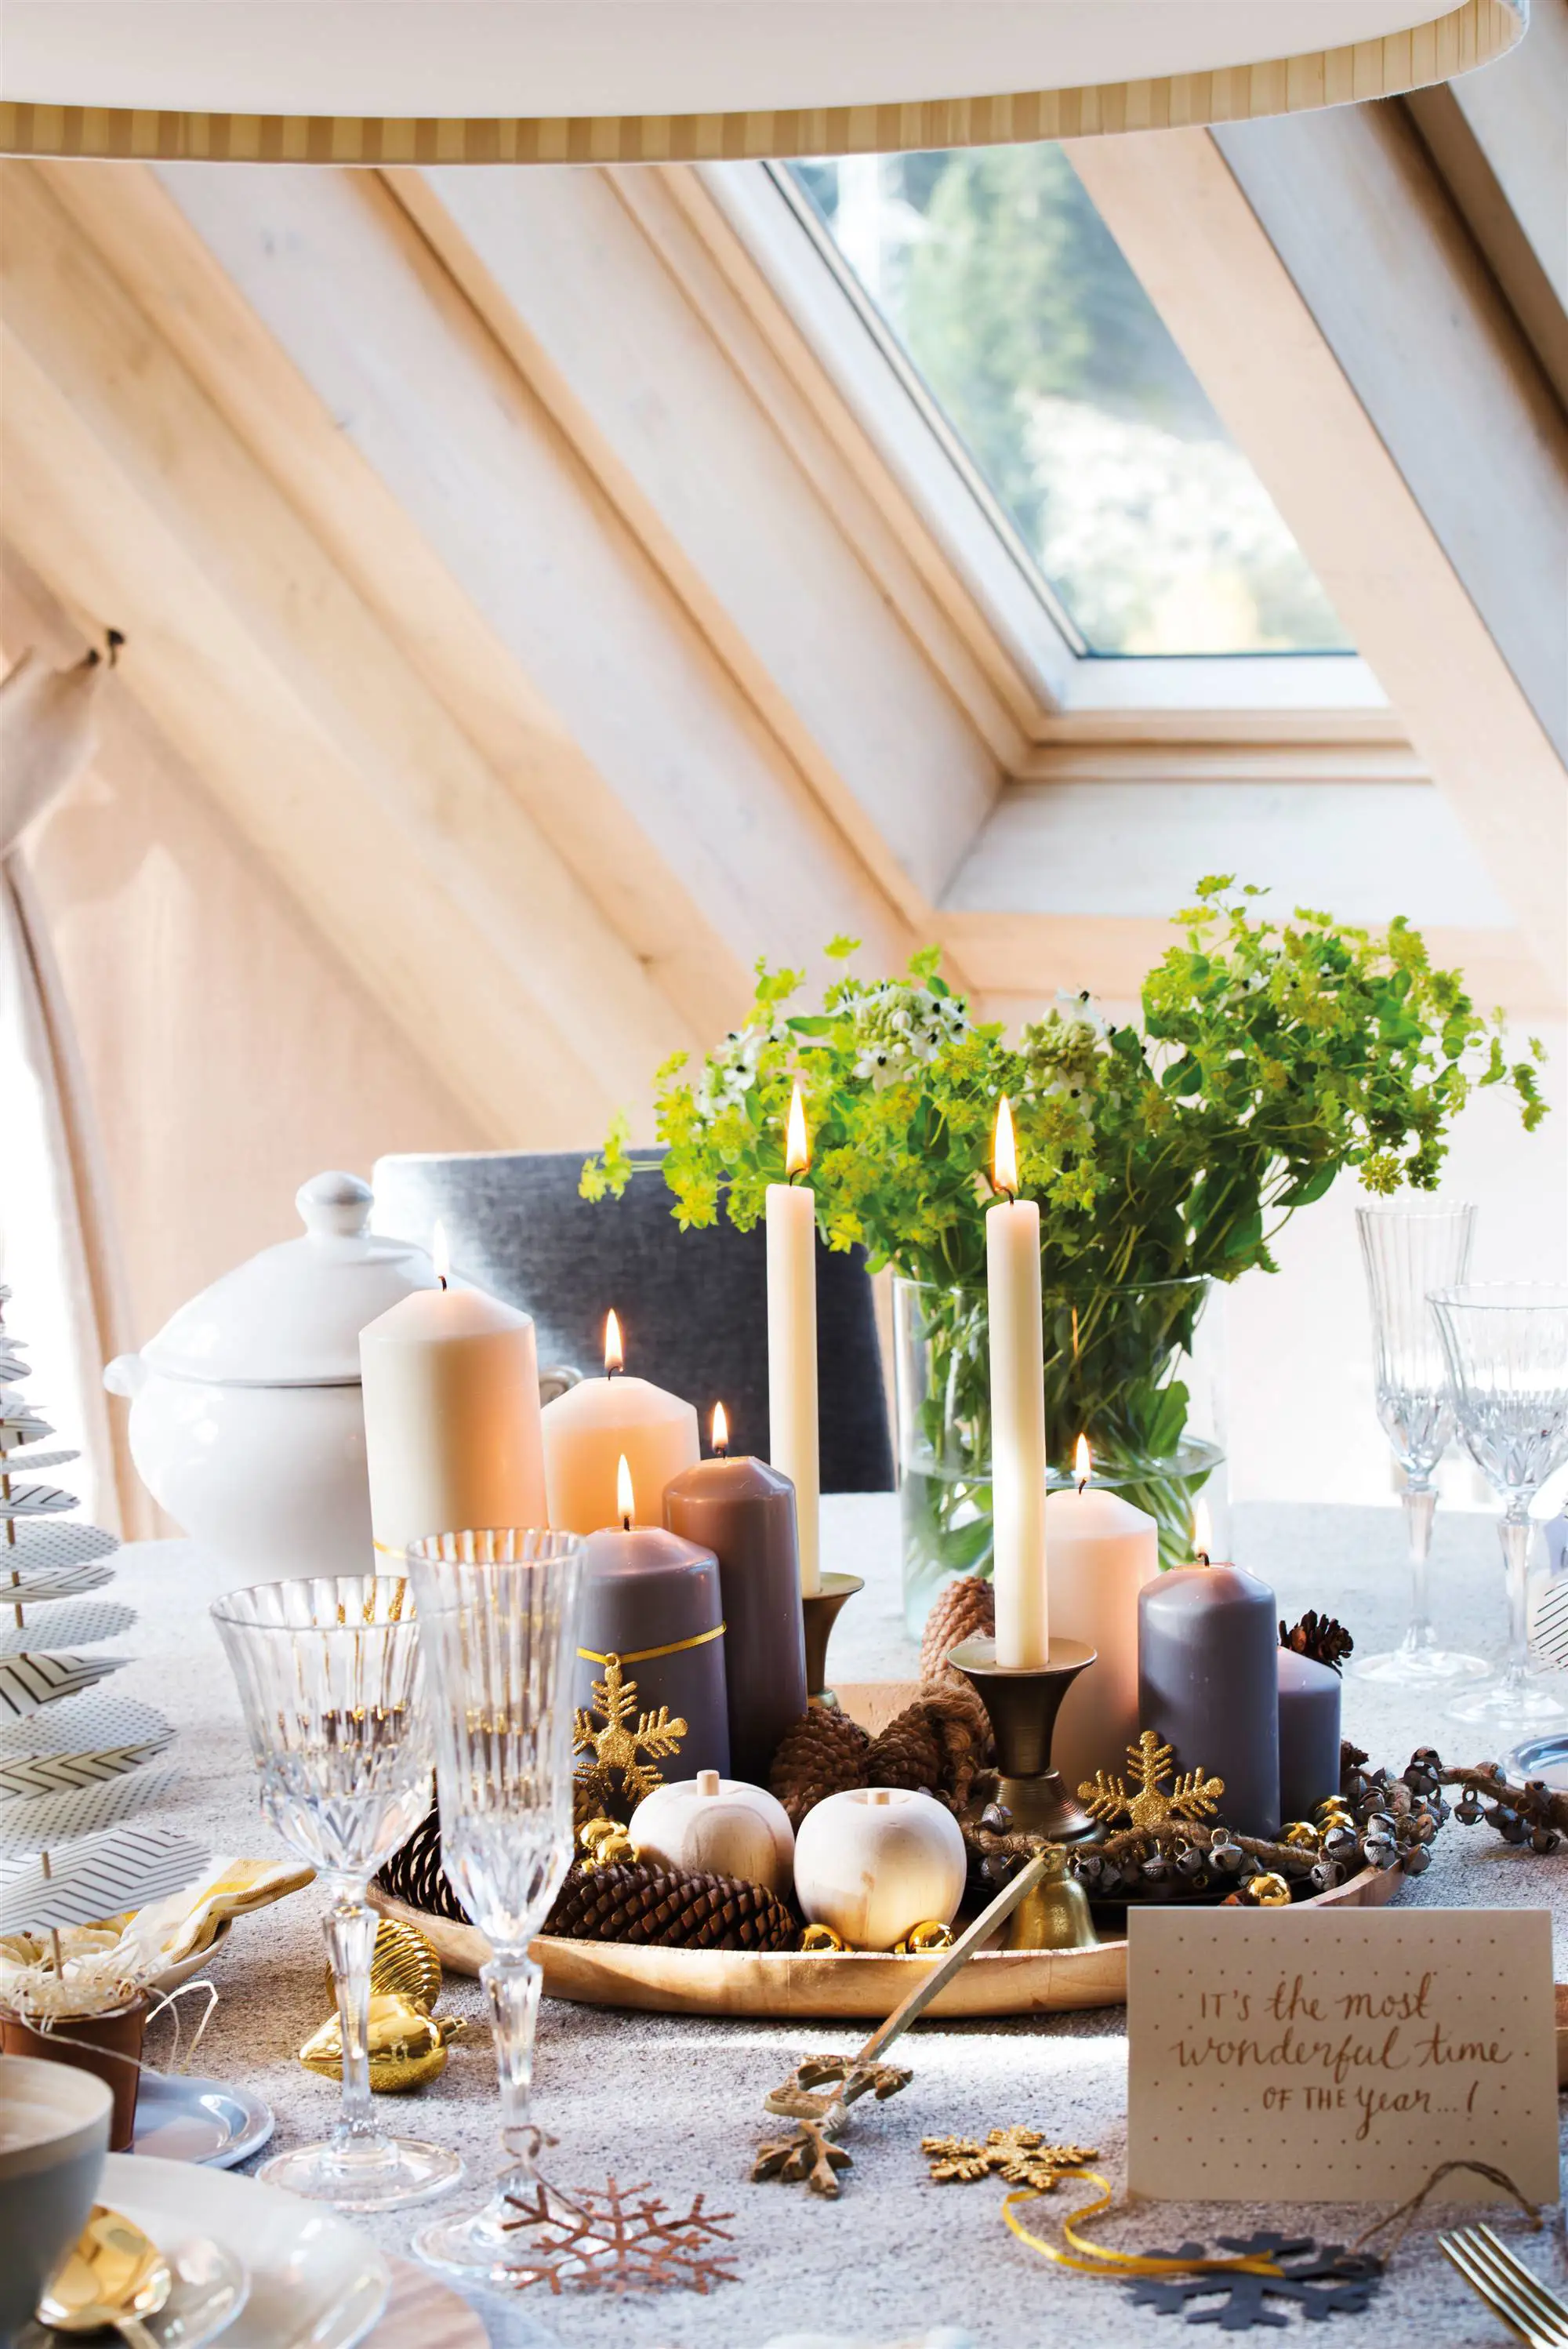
1439,2224 -> 1568,2347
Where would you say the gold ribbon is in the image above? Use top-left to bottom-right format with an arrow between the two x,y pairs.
1002,2172 -> 1287,2282
577,1625 -> 726,1667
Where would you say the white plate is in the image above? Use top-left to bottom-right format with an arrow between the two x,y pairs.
133,2072 -> 275,2168
94,2155 -> 390,2349
151,1918 -> 233,1992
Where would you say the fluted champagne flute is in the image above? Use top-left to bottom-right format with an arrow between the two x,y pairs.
1354,1204 -> 1487,1684
1431,1284 -> 1568,1730
212,1574 -> 461,2209
405,1527 -> 583,2284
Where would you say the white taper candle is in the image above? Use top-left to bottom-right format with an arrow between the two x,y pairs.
985,1096 -> 1049,1666
765,1084 -> 821,1596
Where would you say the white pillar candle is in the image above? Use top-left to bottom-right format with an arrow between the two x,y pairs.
359,1232 -> 547,1552
541,1310 -> 699,1535
1047,1441 -> 1159,1789
985,1096 -> 1049,1667
766,1084 -> 821,1596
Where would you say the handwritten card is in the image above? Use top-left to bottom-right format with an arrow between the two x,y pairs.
1127,1908 -> 1558,2203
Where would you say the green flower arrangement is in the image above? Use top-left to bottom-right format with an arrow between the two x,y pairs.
584,878 -> 1546,1606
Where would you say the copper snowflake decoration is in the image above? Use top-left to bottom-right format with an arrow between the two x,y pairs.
501,2174 -> 737,2295
922,2126 -> 1099,2191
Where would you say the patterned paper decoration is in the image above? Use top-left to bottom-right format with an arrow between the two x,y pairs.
0,1821 -> 208,1934
0,1561 -> 118,1605
0,1651 -> 129,1723
0,1599 -> 137,1657
0,1742 -> 172,1799
0,1691 -> 172,1769
1530,1577 -> 1568,1671
0,1349 -> 32,1384
0,1412 -> 53,1454
0,1481 -> 78,1518
0,1766 -> 187,1861
0,1523 -> 120,1575
0,1448 -> 80,1476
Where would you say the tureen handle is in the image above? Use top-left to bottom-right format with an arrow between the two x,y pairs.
296,1170 -> 374,1242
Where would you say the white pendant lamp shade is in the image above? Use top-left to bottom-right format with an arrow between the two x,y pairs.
0,0 -> 1526,164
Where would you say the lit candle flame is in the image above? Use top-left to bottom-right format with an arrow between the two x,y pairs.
604,1309 -> 623,1376
993,1095 -> 1018,1199
1192,1498 -> 1213,1566
617,1453 -> 635,1529
785,1084 -> 811,1180
1075,1434 -> 1092,1492
432,1220 -> 449,1288
712,1401 -> 729,1456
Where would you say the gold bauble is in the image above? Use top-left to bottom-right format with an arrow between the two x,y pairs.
1243,1873 -> 1292,1908
894,1920 -> 956,1956
800,1922 -> 848,1952
299,1993 -> 465,2093
579,1816 -> 637,1869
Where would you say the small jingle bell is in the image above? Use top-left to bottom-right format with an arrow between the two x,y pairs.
801,1922 -> 848,1952
895,1920 -> 956,1956
1242,1872 -> 1292,1908
1281,1821 -> 1321,1851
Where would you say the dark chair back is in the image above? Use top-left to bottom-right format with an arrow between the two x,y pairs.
371,1151 -> 893,1493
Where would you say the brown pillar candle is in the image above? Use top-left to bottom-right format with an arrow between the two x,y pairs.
665,1411 -> 808,1784
577,1458 -> 730,1787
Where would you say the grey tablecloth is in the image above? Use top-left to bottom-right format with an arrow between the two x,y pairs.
111,1501 -> 1566,2348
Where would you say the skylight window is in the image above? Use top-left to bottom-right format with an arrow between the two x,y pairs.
789,147 -> 1353,660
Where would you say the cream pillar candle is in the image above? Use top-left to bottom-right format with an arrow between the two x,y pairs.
765,1085 -> 820,1596
1047,1440 -> 1160,1790
541,1310 -> 699,1535
985,1096 -> 1048,1667
358,1229 -> 547,1552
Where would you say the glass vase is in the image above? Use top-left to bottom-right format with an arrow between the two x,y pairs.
894,1273 -> 1225,1636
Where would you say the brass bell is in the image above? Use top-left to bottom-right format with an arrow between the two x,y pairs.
1004,1848 -> 1098,1953
894,1920 -> 955,1956
801,1922 -> 848,1952
299,1994 -> 466,2093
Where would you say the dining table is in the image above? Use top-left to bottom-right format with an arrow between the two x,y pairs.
111,1494 -> 1566,2348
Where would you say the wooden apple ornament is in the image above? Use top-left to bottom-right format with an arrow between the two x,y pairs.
628,1768 -> 795,1895
792,1786 -> 966,1951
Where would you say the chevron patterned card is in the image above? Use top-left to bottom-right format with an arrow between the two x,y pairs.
1530,1576 -> 1568,1670
0,1414 -> 53,1454
0,1600 -> 137,1657
0,1482 -> 79,1519
0,1742 -> 172,1799
0,1350 -> 31,1385
0,1561 -> 117,1605
0,1766 -> 185,1861
0,1652 -> 129,1723
0,1523 -> 119,1574
0,1822 -> 208,1935
0,1449 -> 79,1476
0,1692 -> 170,1761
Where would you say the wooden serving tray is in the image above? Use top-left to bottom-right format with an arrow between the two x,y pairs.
372,1680 -> 1406,2020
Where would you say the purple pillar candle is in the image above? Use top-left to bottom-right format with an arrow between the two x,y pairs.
664,1440 -> 808,1786
1138,1560 -> 1280,1839
577,1519 -> 730,1788
1276,1647 -> 1342,1824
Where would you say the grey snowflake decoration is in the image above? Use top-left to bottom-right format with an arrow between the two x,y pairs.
1125,2231 -> 1381,2330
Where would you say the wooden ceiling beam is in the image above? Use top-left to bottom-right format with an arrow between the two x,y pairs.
1069,122 -> 1568,1004
0,162 -> 687,1144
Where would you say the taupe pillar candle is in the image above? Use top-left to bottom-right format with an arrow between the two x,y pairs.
1276,1646 -> 1342,1823
577,1524 -> 730,1788
664,1449 -> 808,1784
1138,1561 -> 1280,1839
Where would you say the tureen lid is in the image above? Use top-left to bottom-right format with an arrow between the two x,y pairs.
140,1172 -> 437,1387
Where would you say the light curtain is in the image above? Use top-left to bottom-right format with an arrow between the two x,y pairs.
0,643 -> 149,1538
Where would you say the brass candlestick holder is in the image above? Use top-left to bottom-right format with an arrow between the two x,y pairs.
801,1573 -> 865,1709
949,1634 -> 1100,1845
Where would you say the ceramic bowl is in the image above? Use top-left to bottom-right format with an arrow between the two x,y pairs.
0,2054 -> 112,2347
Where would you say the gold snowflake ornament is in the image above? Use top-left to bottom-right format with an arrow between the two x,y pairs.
1079,1730 -> 1224,1835
572,1654 -> 687,1817
922,2127 -> 1100,2192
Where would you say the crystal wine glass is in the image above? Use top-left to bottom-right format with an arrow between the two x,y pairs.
404,1527 -> 583,2284
1430,1284 -> 1568,1730
1353,1203 -> 1487,1684
211,1574 -> 462,2209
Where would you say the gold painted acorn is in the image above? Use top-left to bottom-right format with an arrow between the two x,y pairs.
800,1922 -> 848,1952
895,1920 -> 956,1956
299,1995 -> 465,2093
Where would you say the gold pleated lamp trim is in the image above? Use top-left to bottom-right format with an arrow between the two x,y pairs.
0,0 -> 1525,165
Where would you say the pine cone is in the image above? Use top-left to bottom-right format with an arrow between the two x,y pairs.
547,1861 -> 796,1951
918,1576 -> 995,1687
866,1686 -> 992,1810
865,1708 -> 944,1792
374,1806 -> 470,1926
769,1707 -> 870,1828
1281,1611 -> 1354,1673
